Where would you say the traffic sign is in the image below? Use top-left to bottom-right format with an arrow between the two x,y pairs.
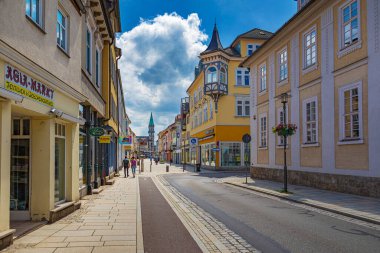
190,138 -> 198,146
242,134 -> 251,143
89,127 -> 105,137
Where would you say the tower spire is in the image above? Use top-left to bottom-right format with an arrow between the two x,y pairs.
149,112 -> 154,127
203,23 -> 223,53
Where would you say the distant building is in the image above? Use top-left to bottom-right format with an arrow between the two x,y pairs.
148,112 -> 155,156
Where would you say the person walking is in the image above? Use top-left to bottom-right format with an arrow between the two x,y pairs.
131,156 -> 137,178
123,155 -> 130,178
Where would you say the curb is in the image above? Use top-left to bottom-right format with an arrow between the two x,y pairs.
225,182 -> 380,226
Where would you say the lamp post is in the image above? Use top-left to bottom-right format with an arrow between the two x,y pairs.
281,93 -> 289,192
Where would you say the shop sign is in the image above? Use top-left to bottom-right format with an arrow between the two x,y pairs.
190,138 -> 198,146
99,135 -> 111,144
242,133 -> 252,143
119,136 -> 132,145
89,127 -> 105,137
4,64 -> 55,106
212,148 -> 220,152
204,128 -> 215,136
124,145 -> 132,151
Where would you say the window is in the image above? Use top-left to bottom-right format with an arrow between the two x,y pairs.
277,106 -> 288,146
209,101 -> 213,120
303,97 -> 318,144
342,0 -> 359,47
56,9 -> 67,51
221,142 -> 241,167
236,97 -> 250,116
55,123 -> 66,203
247,44 -> 260,56
304,29 -> 317,68
339,82 -> 362,141
259,114 -> 267,147
236,68 -> 250,86
206,67 -> 217,83
25,0 -> 43,27
279,49 -> 288,81
86,28 -> 92,74
203,104 -> 208,122
220,67 -> 227,84
95,49 -> 101,87
259,64 -> 267,92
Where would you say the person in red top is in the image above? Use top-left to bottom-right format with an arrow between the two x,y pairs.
131,157 -> 137,178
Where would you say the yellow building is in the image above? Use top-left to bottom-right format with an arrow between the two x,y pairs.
0,0 -> 86,248
242,0 -> 380,197
186,25 -> 272,169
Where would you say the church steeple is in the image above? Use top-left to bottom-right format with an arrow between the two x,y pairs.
149,112 -> 154,127
203,23 -> 224,54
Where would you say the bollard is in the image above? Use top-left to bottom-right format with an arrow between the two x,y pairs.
166,165 -> 169,172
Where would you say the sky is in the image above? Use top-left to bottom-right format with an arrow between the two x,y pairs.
116,0 -> 297,137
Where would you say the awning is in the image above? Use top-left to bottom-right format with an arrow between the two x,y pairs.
0,87 -> 23,102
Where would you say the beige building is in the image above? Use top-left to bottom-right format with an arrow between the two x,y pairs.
0,0 -> 87,248
243,0 -> 380,197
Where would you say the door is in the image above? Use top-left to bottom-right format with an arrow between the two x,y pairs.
10,118 -> 31,221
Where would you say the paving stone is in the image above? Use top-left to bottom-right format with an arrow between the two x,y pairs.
35,242 -> 69,248
53,230 -> 94,237
64,236 -> 102,242
68,241 -> 104,247
92,246 -> 136,253
54,247 -> 93,253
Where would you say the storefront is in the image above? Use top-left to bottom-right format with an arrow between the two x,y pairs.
0,62 -> 85,236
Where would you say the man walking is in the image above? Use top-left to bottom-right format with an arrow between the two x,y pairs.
123,156 -> 130,178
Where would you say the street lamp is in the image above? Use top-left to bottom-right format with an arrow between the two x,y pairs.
281,93 -> 289,192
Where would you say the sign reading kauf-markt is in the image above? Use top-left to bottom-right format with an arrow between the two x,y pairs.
4,64 -> 55,106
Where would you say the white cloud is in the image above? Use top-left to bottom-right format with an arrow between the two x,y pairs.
117,12 -> 207,137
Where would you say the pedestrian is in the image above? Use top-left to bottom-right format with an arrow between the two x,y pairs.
131,156 -> 137,178
123,155 -> 130,178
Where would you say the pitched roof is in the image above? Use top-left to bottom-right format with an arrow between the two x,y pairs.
202,23 -> 224,54
231,28 -> 273,47
149,112 -> 154,126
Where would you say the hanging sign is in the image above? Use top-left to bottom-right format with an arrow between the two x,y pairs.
89,127 -> 105,137
242,134 -> 252,143
190,138 -> 198,146
119,136 -> 132,145
99,135 -> 111,144
4,64 -> 55,106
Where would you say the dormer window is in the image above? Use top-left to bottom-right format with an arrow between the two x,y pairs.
206,67 -> 217,83
298,0 -> 311,10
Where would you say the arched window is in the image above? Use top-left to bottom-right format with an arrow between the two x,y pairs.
206,67 -> 217,83
220,67 -> 227,84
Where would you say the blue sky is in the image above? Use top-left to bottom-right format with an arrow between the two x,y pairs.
117,0 -> 297,136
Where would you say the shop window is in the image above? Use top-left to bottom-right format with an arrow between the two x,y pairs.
221,142 -> 241,167
55,123 -> 66,203
201,143 -> 216,166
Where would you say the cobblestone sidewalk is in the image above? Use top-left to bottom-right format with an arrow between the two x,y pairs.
2,176 -> 142,253
153,175 -> 258,253
218,176 -> 380,226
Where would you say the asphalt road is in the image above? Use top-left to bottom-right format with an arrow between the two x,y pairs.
139,177 -> 202,253
164,172 -> 380,253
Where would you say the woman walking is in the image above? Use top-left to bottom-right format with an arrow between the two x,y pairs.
131,156 -> 137,178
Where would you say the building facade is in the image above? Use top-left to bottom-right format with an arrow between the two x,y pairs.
243,0 -> 380,197
0,0 -> 87,248
187,25 -> 272,169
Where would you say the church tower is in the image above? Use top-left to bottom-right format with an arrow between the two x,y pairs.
148,112 -> 155,154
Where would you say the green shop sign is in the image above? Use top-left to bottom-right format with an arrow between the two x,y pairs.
89,127 -> 105,137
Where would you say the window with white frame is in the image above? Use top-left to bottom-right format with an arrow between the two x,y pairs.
56,9 -> 67,51
279,49 -> 288,81
86,28 -> 92,75
341,0 -> 359,47
277,106 -> 288,146
259,114 -> 267,147
247,44 -> 260,56
220,67 -> 227,84
25,0 -> 43,27
259,64 -> 267,92
339,82 -> 362,141
236,68 -> 250,86
304,28 -> 317,68
236,97 -> 250,117
303,97 -> 318,144
95,48 -> 101,87
206,66 -> 217,83
209,101 -> 213,120
203,104 -> 208,122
